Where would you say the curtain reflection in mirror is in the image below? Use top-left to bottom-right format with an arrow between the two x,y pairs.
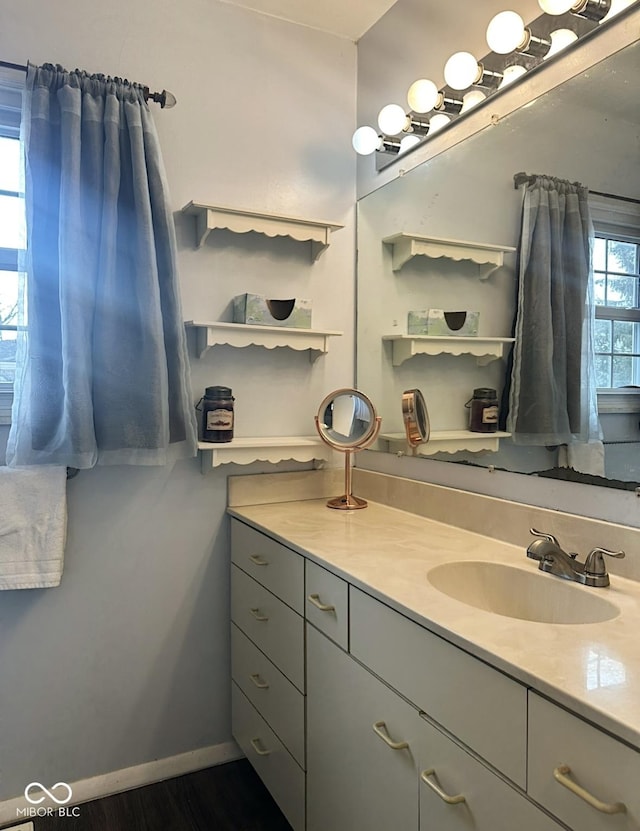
506,174 -> 603,475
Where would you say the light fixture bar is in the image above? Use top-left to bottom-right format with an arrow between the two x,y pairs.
570,0 -> 612,20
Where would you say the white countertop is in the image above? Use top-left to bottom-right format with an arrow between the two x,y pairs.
228,498 -> 640,750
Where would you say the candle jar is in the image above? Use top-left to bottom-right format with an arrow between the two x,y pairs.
198,386 -> 234,443
466,388 -> 499,433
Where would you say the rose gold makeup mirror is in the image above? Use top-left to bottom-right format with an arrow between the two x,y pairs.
315,388 -> 381,510
402,389 -> 430,453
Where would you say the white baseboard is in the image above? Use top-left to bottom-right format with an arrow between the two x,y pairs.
0,741 -> 243,826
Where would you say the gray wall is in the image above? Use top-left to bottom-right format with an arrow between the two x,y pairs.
0,0 -> 356,801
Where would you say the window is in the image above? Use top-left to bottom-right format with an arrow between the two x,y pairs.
593,233 -> 640,388
0,73 -> 24,422
590,193 -> 640,414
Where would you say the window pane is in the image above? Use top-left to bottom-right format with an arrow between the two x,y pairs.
612,355 -> 635,387
606,275 -> 637,308
594,318 -> 611,352
593,272 -> 606,304
595,354 -> 611,388
0,331 -> 16,383
0,269 -> 18,325
592,237 -> 606,271
0,194 -> 25,249
0,135 -> 20,192
612,320 -> 634,354
607,240 -> 638,276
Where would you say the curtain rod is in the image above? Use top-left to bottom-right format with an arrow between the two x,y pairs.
0,59 -> 176,108
513,172 -> 639,205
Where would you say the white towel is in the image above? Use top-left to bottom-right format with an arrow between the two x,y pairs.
0,466 -> 67,589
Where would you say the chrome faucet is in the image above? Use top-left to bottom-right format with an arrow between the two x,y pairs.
526,529 -> 625,588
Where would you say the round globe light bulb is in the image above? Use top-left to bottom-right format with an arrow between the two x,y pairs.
460,89 -> 486,114
429,113 -> 450,133
399,134 -> 422,154
499,64 -> 527,87
444,52 -> 480,91
377,104 -> 409,136
407,79 -> 439,114
352,126 -> 382,156
545,28 -> 578,58
486,11 -> 526,54
537,0 -> 574,13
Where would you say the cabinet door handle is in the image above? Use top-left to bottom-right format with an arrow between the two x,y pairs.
553,765 -> 626,815
249,554 -> 269,566
250,673 -> 269,689
250,607 -> 269,621
372,721 -> 409,750
250,737 -> 271,757
420,769 -> 466,805
308,593 -> 336,612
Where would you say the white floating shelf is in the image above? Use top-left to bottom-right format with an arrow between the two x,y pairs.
381,430 -> 512,456
382,334 -> 515,366
186,321 -> 342,362
197,436 -> 331,473
182,202 -> 343,262
382,233 -> 516,278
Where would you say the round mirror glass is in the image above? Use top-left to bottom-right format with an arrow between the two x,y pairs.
316,388 -> 378,449
402,389 -> 430,448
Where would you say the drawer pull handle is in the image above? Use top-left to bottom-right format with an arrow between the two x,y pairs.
372,721 -> 409,750
250,673 -> 269,689
553,765 -> 626,815
308,593 -> 335,612
250,737 -> 271,757
249,554 -> 269,566
250,607 -> 269,621
420,769 -> 466,805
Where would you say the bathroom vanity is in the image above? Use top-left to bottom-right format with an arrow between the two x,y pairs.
228,481 -> 640,831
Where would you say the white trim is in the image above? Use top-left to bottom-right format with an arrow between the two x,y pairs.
0,741 -> 243,825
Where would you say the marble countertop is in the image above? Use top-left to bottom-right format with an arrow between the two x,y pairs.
228,498 -> 640,750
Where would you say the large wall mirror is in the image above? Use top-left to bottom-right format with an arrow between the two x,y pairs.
356,32 -> 639,491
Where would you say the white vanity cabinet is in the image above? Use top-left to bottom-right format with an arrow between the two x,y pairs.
228,514 -> 638,831
230,520 -> 306,830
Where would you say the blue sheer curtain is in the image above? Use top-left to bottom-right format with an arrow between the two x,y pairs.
7,64 -> 197,468
506,175 -> 603,475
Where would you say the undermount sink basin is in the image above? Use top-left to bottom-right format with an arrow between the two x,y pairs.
427,561 -> 620,624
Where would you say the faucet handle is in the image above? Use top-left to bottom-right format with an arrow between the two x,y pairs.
529,528 -> 560,546
584,546 -> 626,577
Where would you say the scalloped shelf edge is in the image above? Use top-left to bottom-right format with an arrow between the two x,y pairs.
186,321 -> 342,362
197,437 -> 332,473
380,430 -> 512,456
382,335 -> 515,366
382,233 -> 516,278
182,202 -> 344,262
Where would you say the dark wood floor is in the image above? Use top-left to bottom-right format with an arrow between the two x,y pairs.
29,760 -> 292,831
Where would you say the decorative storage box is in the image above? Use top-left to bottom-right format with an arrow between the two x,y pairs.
233,294 -> 312,329
408,308 -> 479,337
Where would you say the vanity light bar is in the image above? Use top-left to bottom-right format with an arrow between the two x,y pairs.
352,1 -> 637,160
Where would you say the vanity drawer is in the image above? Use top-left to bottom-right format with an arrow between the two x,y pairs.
349,587 -> 527,788
231,519 -> 304,613
528,692 -> 640,831
232,682 -> 305,831
305,560 -> 349,650
418,711 -> 564,831
231,565 -> 304,691
231,623 -> 305,767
